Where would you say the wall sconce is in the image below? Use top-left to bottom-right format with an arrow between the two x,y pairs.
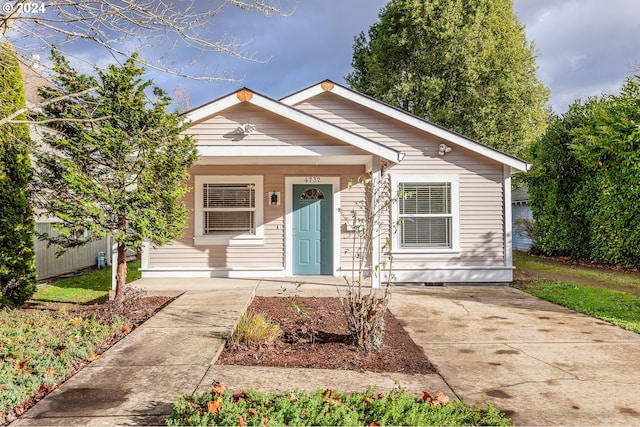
438,143 -> 452,156
269,192 -> 280,206
236,123 -> 256,134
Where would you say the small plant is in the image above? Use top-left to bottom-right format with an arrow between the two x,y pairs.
277,282 -> 307,316
340,174 -> 398,351
229,311 -> 281,348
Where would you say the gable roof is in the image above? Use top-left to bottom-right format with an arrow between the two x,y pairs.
184,88 -> 404,164
281,80 -> 530,172
17,55 -> 53,106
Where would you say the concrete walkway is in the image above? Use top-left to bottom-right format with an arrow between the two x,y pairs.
13,279 -> 640,426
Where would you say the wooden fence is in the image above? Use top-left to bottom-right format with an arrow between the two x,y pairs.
34,222 -> 109,280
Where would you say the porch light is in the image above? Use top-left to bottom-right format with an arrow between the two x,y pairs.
438,144 -> 452,156
236,123 -> 256,134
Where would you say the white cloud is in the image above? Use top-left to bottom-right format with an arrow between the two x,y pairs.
515,0 -> 640,113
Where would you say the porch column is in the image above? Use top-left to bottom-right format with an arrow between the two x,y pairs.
111,241 -> 117,291
503,165 -> 513,268
141,238 -> 150,271
371,157 -> 382,289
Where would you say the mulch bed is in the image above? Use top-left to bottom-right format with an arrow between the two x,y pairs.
216,296 -> 436,375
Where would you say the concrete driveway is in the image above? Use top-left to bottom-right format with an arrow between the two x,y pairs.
389,286 -> 640,426
13,279 -> 640,426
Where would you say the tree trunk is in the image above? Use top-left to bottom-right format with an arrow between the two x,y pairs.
114,242 -> 127,303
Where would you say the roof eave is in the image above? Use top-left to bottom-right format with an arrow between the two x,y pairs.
282,80 -> 531,172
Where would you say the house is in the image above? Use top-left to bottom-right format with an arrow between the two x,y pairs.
139,80 -> 529,286
512,185 -> 534,252
18,56 -> 110,280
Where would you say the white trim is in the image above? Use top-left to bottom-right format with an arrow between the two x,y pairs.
185,90 -> 403,164
390,174 -> 460,254
281,84 -> 326,105
193,236 -> 265,246
389,266 -> 514,283
193,175 -> 264,246
141,267 -> 285,279
141,239 -> 150,269
285,176 -> 341,277
281,81 -> 529,172
195,155 -> 375,166
196,145 -> 370,158
185,95 -> 242,123
371,158 -> 382,289
503,165 -> 513,268
111,241 -> 117,291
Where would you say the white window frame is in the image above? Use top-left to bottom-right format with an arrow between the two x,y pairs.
390,174 -> 460,254
193,175 -> 264,246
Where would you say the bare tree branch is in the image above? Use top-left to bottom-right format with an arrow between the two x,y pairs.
1,0 -> 289,77
0,0 -> 291,122
10,116 -> 110,125
0,86 -> 98,126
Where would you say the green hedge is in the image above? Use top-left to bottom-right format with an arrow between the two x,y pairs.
527,75 -> 640,267
0,43 -> 37,307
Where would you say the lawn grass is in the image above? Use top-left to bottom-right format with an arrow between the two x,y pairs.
513,252 -> 640,291
32,260 -> 141,304
167,387 -> 511,426
514,280 -> 640,333
513,253 -> 640,333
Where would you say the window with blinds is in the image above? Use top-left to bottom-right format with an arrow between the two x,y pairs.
398,182 -> 452,248
203,183 -> 256,234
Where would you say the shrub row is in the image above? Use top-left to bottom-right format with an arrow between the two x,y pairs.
527,74 -> 640,267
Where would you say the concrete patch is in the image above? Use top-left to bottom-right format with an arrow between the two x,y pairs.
89,328 -> 226,367
199,365 -> 452,397
15,365 -> 206,422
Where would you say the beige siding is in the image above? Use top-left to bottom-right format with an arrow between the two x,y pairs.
148,164 -> 365,270
150,90 -> 510,279
294,93 -> 506,269
184,103 -> 346,148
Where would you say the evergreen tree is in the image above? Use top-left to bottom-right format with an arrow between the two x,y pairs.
34,50 -> 198,300
347,0 -> 549,158
0,43 -> 37,307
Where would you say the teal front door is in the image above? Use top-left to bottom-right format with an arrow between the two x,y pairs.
292,184 -> 332,275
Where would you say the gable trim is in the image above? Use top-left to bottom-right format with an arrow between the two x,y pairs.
185,89 -> 403,164
281,80 -> 530,172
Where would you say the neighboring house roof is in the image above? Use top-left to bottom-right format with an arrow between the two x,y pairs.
184,87 -> 404,164
281,80 -> 530,173
17,55 -> 52,106
512,185 -> 530,204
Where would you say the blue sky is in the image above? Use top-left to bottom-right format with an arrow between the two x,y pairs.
14,0 -> 640,115
157,0 -> 640,114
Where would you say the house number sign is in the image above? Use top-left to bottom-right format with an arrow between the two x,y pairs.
304,176 -> 321,183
